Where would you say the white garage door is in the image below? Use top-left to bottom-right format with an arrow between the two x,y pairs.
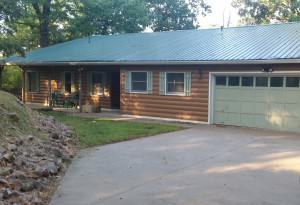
213,75 -> 300,132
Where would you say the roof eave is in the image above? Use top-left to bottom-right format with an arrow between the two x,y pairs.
3,59 -> 300,66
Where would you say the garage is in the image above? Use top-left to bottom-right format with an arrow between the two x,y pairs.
211,74 -> 300,132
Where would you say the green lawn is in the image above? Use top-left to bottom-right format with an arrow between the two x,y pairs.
43,111 -> 183,147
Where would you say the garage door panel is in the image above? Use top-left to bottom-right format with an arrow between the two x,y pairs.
285,90 -> 300,103
284,116 -> 300,131
214,112 -> 227,124
255,103 -> 269,114
227,101 -> 241,113
240,89 -> 256,102
215,88 -> 228,100
268,103 -> 285,115
255,90 -> 269,103
269,90 -> 285,103
284,104 -> 300,118
227,113 -> 240,126
214,101 -> 227,112
254,115 -> 269,129
267,111 -> 285,128
241,102 -> 255,114
240,114 -> 255,127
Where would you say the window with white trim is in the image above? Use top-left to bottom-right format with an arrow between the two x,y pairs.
131,72 -> 147,92
27,72 -> 39,92
166,73 -> 185,94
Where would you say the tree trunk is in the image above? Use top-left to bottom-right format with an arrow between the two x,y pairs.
32,0 -> 51,48
39,0 -> 51,47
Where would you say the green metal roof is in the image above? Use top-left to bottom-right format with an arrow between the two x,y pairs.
4,22 -> 300,66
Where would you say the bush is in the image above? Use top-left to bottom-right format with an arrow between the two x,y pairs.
1,66 -> 22,97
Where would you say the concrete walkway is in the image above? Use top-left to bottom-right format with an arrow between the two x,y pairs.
50,125 -> 300,205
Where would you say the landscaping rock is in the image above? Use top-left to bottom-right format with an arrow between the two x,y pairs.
7,144 -> 17,152
2,189 -> 19,199
0,168 -> 13,176
3,153 -> 14,163
27,135 -> 34,141
37,162 -> 59,177
20,180 -> 38,192
0,110 -> 77,205
49,132 -> 59,139
0,179 -> 9,188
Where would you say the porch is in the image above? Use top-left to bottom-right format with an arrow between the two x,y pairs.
21,66 -> 121,112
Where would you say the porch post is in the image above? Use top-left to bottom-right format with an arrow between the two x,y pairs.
22,69 -> 26,103
48,70 -> 52,108
79,67 -> 83,112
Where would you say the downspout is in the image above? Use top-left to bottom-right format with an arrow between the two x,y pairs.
78,67 -> 84,113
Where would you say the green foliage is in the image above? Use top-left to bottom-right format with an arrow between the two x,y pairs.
1,66 -> 22,93
147,0 -> 211,31
68,0 -> 150,38
232,0 -> 300,25
43,111 -> 182,147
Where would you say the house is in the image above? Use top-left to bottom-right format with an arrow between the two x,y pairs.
1,22 -> 300,132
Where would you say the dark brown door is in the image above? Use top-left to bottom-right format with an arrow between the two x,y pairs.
110,71 -> 120,109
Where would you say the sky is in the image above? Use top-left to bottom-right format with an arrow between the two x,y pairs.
198,0 -> 240,28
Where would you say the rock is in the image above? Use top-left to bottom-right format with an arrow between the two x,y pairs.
0,167 -> 13,176
9,170 -> 27,180
7,144 -> 17,152
36,162 -> 58,177
20,181 -> 38,192
27,135 -> 34,141
3,153 -> 14,162
49,132 -> 59,139
52,148 -> 62,157
2,188 -> 19,199
0,146 -> 5,154
0,179 -> 9,188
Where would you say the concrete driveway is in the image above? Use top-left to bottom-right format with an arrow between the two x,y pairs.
50,126 -> 300,205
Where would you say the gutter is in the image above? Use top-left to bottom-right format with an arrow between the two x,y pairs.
2,59 -> 300,66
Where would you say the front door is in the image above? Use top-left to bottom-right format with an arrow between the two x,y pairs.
110,71 -> 120,109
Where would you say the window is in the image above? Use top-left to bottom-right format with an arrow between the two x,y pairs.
166,73 -> 185,94
270,77 -> 283,87
286,77 -> 299,88
242,77 -> 253,87
228,76 -> 240,86
131,72 -> 147,92
256,77 -> 268,87
64,72 -> 72,93
91,72 -> 104,95
216,76 -> 227,86
27,72 -> 39,92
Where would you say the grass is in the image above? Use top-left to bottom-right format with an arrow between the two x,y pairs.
0,91 -> 35,138
43,111 -> 183,147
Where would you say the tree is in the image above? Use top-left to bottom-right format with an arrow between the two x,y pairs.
0,0 -> 79,50
146,0 -> 211,31
68,0 -> 150,38
1,66 -> 22,95
232,0 -> 300,25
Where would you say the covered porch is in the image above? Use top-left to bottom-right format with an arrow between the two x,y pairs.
21,65 -> 121,112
